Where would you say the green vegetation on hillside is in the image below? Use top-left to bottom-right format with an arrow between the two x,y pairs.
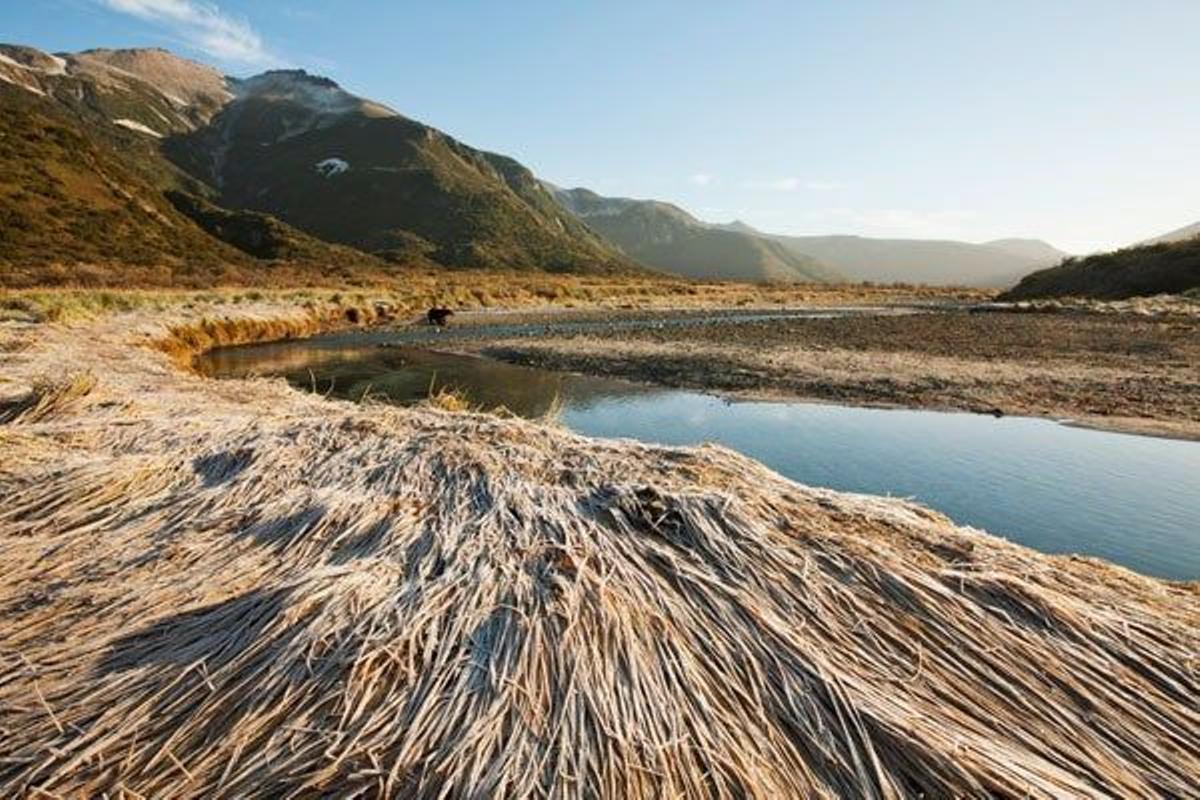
0,86 -> 412,288
1002,237 -> 1200,300
164,191 -> 392,268
0,85 -> 249,286
171,107 -> 634,273
2,45 -> 642,284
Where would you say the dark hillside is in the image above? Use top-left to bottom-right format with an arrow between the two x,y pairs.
1002,238 -> 1200,300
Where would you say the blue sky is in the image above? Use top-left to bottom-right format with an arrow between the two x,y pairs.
4,1 -> 1199,252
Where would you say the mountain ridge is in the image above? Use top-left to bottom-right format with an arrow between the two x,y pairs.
0,42 -> 637,280
548,183 -> 1068,287
546,185 -> 837,283
0,80 -> 394,287
761,233 -> 1065,287
1138,220 -> 1200,246
1,40 -> 1092,288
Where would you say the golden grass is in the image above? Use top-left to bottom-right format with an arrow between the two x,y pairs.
423,384 -> 474,413
0,371 -> 97,424
0,274 -> 992,325
0,302 -> 1196,798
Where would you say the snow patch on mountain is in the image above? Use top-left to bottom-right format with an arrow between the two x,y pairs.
234,70 -> 393,116
0,51 -> 60,74
0,70 -> 46,96
43,54 -> 67,76
113,118 -> 163,138
316,157 -> 349,177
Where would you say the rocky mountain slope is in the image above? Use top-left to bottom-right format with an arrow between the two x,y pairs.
0,43 -> 634,282
547,186 -> 837,282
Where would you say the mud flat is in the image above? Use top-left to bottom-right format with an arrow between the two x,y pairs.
1,301 -> 1197,797
455,301 -> 1200,440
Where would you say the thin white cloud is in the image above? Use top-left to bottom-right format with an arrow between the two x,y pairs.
769,177 -> 801,191
744,177 -> 845,192
100,0 -> 276,66
689,173 -> 715,186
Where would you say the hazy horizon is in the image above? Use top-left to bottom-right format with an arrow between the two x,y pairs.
4,0 -> 1198,253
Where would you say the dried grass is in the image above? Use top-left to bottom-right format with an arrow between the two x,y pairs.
0,305 -> 1196,798
423,385 -> 474,413
0,372 -> 97,424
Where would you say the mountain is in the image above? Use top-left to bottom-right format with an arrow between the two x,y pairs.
0,80 -> 396,288
549,184 -> 1063,287
713,222 -> 1065,287
761,234 -> 1063,288
0,43 -> 634,281
1138,221 -> 1200,246
1001,237 -> 1200,300
546,186 -> 837,283
983,238 -> 1068,266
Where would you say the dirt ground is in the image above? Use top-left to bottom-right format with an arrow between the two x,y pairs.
450,307 -> 1200,440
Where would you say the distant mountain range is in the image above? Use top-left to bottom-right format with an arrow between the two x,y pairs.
762,232 -> 1066,288
545,188 -> 1067,287
0,41 -> 1099,290
544,186 -> 835,283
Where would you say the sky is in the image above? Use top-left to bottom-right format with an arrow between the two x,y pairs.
3,1 -> 1199,253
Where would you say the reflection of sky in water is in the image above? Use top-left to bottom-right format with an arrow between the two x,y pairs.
200,342 -> 1200,581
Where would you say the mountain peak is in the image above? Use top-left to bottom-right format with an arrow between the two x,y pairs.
251,68 -> 339,89
231,68 -> 397,119
0,43 -> 67,74
65,46 -> 231,111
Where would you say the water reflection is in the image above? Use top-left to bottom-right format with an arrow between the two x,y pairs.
196,342 -> 660,418
197,338 -> 1200,581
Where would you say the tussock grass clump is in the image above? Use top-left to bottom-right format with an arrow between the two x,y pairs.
423,384 -> 474,413
0,304 -> 1196,798
156,314 -> 327,366
0,372 -> 96,424
538,390 -> 567,425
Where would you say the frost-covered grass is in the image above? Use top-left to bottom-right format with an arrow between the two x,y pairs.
0,302 -> 1196,797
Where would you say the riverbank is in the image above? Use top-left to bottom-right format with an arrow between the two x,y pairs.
447,300 -> 1200,441
2,298 -> 1198,797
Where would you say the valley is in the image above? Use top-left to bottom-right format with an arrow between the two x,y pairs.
2,16 -> 1199,799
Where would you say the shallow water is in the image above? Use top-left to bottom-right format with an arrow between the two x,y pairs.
198,337 -> 1200,581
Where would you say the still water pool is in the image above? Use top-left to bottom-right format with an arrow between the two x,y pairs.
197,337 -> 1200,581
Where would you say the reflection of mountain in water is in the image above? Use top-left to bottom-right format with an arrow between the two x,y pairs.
196,343 -> 660,418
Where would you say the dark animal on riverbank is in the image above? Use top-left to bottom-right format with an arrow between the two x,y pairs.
427,308 -> 454,327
